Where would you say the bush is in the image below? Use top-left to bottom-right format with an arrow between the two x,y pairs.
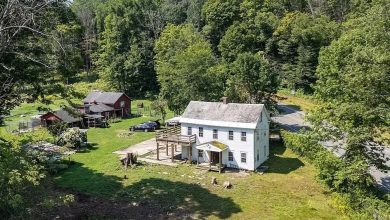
280,130 -> 390,217
61,128 -> 86,149
0,132 -> 45,217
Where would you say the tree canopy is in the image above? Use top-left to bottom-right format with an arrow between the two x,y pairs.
155,24 -> 221,114
309,0 -> 390,168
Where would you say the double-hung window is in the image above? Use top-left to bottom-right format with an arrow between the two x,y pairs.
241,132 -> 247,141
187,127 -> 192,135
198,150 -> 204,157
228,151 -> 234,161
228,131 -> 234,140
198,127 -> 203,137
213,129 -> 218,139
241,152 -> 247,163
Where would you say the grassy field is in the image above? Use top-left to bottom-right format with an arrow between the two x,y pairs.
276,90 -> 318,112
54,117 -> 345,219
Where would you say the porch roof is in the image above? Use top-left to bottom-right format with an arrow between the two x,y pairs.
196,141 -> 228,152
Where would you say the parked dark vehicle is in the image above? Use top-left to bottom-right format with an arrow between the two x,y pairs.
130,120 -> 160,132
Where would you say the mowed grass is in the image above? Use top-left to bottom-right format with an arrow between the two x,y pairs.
55,118 -> 345,218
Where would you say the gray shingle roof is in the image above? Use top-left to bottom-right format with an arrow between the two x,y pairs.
83,91 -> 102,103
89,103 -> 114,113
53,109 -> 81,123
83,91 -> 130,104
181,101 -> 264,124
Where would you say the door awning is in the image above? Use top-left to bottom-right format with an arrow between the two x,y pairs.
196,141 -> 228,152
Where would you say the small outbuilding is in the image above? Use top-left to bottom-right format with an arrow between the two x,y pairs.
41,109 -> 83,127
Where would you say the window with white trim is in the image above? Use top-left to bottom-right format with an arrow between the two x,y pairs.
228,130 -> 234,140
120,101 -> 125,108
228,151 -> 234,161
241,152 -> 247,163
213,129 -> 218,139
187,127 -> 192,135
199,127 -> 203,137
241,132 -> 247,141
198,149 -> 203,157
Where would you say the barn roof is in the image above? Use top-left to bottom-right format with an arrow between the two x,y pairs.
180,101 -> 267,129
83,91 -> 102,103
89,103 -> 114,113
41,109 -> 82,124
83,91 -> 130,104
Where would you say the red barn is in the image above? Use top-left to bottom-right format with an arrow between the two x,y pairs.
82,91 -> 131,118
41,109 -> 83,127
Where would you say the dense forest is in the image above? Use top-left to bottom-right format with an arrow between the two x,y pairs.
0,0 -> 389,218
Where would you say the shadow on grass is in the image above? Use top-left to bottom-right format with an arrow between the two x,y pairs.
55,162 -> 241,219
76,143 -> 99,153
265,140 -> 305,174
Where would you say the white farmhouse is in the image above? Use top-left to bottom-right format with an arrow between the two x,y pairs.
179,99 -> 270,171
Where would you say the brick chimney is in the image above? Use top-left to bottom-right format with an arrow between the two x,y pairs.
221,97 -> 229,104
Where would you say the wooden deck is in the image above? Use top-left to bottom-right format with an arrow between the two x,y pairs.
155,126 -> 196,162
155,126 -> 196,145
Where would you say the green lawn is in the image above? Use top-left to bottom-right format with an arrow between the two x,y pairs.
55,118 -> 346,219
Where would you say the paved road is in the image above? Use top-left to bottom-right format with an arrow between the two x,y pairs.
272,104 -> 390,192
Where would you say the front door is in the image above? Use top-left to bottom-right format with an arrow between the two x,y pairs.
211,151 -> 219,164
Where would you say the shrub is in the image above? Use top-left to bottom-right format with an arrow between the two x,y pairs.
61,128 -> 86,149
280,130 -> 390,217
0,132 -> 45,217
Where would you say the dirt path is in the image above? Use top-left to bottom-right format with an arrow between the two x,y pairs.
113,138 -> 156,157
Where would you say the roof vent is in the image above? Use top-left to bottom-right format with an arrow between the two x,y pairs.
221,97 -> 229,104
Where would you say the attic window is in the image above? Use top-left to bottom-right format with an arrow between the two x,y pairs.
120,101 -> 125,108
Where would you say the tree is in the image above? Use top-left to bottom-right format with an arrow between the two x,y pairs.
71,0 -> 102,75
202,0 -> 242,52
155,24 -> 223,114
269,12 -> 339,92
151,96 -> 168,124
0,0 -> 82,121
309,1 -> 390,170
225,52 -> 278,111
95,0 -> 157,97
186,0 -> 206,30
0,132 -> 46,217
219,12 -> 279,62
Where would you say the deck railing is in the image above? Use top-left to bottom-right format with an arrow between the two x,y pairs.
155,126 -> 196,144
